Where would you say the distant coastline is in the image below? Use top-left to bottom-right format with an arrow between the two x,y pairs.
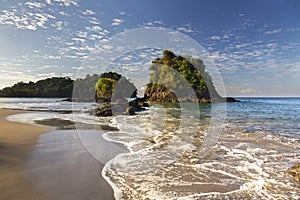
0,50 -> 239,105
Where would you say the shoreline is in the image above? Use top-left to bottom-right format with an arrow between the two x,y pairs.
0,109 -> 52,200
0,109 -> 115,200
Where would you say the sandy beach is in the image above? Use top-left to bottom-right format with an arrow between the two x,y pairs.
0,109 -> 51,200
0,109 -> 115,200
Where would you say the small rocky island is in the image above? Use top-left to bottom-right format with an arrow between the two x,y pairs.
95,50 -> 238,117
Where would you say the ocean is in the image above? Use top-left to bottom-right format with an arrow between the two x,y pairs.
1,97 -> 300,199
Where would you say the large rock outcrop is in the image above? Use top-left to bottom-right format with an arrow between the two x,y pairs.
95,72 -> 137,103
144,50 -> 224,103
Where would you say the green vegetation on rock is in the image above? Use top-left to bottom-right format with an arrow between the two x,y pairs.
95,78 -> 117,101
95,72 -> 137,102
145,50 -> 220,102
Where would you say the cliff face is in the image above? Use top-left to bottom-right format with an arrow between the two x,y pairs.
144,50 -> 221,103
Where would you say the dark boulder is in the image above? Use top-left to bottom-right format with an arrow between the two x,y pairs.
225,97 -> 240,102
125,106 -> 136,115
95,104 -> 113,117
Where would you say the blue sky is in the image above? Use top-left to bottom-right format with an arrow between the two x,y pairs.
0,0 -> 300,96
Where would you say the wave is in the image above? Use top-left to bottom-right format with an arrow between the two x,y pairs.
101,108 -> 300,200
3,97 -> 300,199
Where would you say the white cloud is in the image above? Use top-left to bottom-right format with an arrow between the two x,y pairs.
112,18 -> 124,26
25,2 -> 45,8
52,21 -> 68,30
89,17 -> 101,25
76,31 -> 88,38
141,20 -> 164,28
211,36 -> 221,40
86,25 -> 102,32
177,27 -> 194,33
82,9 -> 95,15
0,9 -> 55,30
71,37 -> 85,43
223,34 -> 230,39
89,34 -> 103,40
35,13 -> 55,28
53,0 -> 78,7
42,55 -> 61,59
45,0 -> 51,5
38,65 -> 59,70
264,28 -> 282,35
58,11 -> 69,16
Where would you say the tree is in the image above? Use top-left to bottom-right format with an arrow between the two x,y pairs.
95,72 -> 137,102
145,50 -> 217,102
95,78 -> 117,99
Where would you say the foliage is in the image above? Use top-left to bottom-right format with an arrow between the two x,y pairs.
0,77 -> 74,98
149,50 -> 211,92
95,78 -> 117,99
146,50 -> 218,101
100,72 -> 121,81
95,72 -> 137,102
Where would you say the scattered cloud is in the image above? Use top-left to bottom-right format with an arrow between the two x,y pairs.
53,0 -> 78,7
0,8 -> 55,30
112,18 -> 124,26
89,17 -> 101,25
52,21 -> 67,30
177,27 -> 194,33
58,11 -> 69,16
25,1 -> 46,8
140,20 -> 164,28
264,28 -> 282,35
76,31 -> 88,38
211,36 -> 221,40
38,65 -> 59,70
45,0 -> 51,5
0,0 -> 299,96
82,9 -> 95,15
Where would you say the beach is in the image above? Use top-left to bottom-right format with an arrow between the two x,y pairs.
0,109 -> 51,200
0,98 -> 300,199
0,109 -> 115,200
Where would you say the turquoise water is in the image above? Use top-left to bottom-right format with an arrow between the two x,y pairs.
229,98 -> 300,137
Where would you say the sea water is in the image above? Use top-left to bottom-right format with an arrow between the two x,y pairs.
1,97 -> 300,199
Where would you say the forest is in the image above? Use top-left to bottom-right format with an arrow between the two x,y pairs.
0,77 -> 74,98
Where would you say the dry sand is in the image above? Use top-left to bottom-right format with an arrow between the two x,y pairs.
0,109 -> 51,200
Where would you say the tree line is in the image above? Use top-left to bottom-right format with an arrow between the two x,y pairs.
0,77 -> 74,98
0,50 -> 218,101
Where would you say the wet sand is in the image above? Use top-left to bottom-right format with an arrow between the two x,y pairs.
0,109 -> 51,200
0,109 -> 115,200
28,129 -> 116,200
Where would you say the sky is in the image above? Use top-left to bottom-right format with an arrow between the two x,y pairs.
0,0 -> 300,97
